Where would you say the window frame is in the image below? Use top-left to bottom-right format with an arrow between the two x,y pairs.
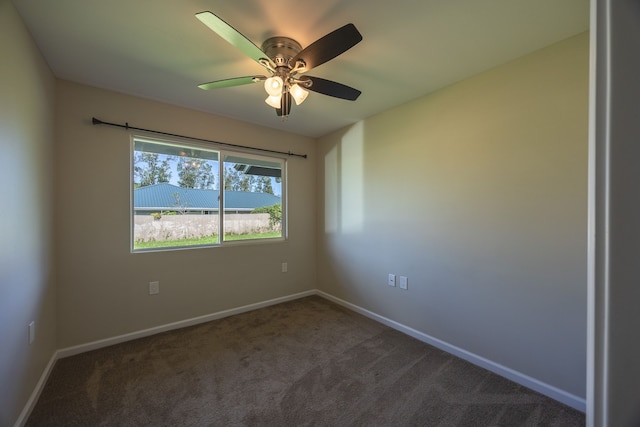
130,135 -> 287,253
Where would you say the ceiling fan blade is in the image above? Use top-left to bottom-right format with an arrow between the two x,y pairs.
196,11 -> 274,69
198,76 -> 265,90
302,76 -> 361,101
292,23 -> 362,72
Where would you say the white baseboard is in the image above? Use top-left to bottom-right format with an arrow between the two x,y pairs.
13,350 -> 59,427
316,290 -> 587,413
57,290 -> 316,358
15,290 -> 315,426
17,288 -> 585,426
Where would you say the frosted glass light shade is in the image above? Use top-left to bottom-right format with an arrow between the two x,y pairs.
264,76 -> 284,96
290,84 -> 309,105
265,95 -> 282,109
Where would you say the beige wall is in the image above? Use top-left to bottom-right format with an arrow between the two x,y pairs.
54,80 -> 316,348
317,33 -> 589,398
0,1 -> 57,425
2,4 -> 592,422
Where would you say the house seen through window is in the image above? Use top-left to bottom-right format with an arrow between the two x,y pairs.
132,137 -> 285,251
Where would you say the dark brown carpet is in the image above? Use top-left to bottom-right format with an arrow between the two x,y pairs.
26,296 -> 585,426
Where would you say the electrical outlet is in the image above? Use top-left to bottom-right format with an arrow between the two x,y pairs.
149,281 -> 160,295
28,321 -> 35,345
399,276 -> 408,290
388,274 -> 396,287
282,262 -> 288,273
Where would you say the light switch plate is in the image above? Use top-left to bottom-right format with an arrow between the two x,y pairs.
399,276 -> 408,290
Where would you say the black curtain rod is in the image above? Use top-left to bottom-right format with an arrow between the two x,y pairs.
91,117 -> 307,159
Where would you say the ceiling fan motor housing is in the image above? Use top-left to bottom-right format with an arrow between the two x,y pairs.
261,37 -> 302,68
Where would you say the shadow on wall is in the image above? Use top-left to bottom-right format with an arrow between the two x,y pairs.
324,122 -> 365,235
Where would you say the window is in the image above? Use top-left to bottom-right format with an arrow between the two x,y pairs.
132,137 -> 285,251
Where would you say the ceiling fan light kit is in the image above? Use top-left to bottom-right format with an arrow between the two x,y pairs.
290,84 -> 309,105
264,76 -> 284,96
195,11 -> 362,119
265,94 -> 281,109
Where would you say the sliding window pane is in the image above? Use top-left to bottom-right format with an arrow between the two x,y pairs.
222,154 -> 284,242
133,139 -> 220,250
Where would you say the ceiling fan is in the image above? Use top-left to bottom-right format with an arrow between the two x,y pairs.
195,11 -> 363,118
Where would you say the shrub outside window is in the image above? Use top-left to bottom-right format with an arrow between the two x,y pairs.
132,137 -> 285,251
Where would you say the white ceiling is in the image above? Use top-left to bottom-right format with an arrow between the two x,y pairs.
12,0 -> 589,138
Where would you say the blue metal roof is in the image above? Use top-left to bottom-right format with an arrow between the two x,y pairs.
134,183 -> 280,211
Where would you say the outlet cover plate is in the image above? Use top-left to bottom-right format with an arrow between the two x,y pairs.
149,281 -> 160,295
28,321 -> 35,344
399,276 -> 408,290
388,274 -> 396,287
